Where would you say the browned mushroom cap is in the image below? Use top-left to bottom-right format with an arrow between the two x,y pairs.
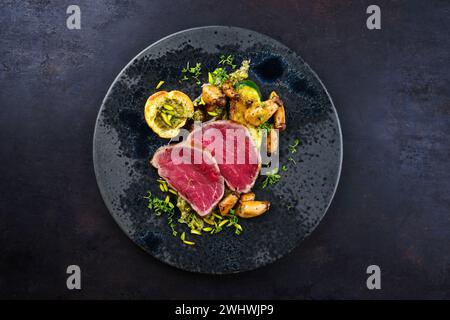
244,99 -> 279,127
236,201 -> 270,218
222,81 -> 240,100
270,92 -> 284,107
270,92 -> 286,131
205,104 -> 217,112
202,84 -> 226,107
240,192 -> 256,202
219,192 -> 239,216
273,106 -> 286,131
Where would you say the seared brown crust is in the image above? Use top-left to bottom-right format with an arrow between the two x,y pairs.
273,106 -> 286,131
219,192 -> 239,216
222,81 -> 240,100
202,84 -> 226,107
236,200 -> 270,218
240,192 -> 255,202
206,104 -> 217,112
270,92 -> 283,107
270,91 -> 286,131
244,99 -> 279,126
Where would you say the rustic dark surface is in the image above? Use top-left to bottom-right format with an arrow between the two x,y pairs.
0,0 -> 449,299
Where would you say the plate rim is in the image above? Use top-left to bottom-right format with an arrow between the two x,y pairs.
92,25 -> 343,274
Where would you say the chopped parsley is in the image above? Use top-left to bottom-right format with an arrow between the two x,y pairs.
288,156 -> 296,165
219,54 -> 237,69
207,55 -> 238,86
208,67 -> 229,86
262,169 -> 281,189
144,191 -> 177,236
181,62 -> 202,85
225,209 -> 243,235
258,122 -> 272,133
288,139 -> 300,153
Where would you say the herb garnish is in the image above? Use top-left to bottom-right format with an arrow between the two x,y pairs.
181,62 -> 202,84
225,209 -> 243,235
219,54 -> 237,69
288,156 -> 296,165
281,165 -> 288,172
206,55 -> 238,86
288,139 -> 300,153
208,67 -> 229,86
262,169 -> 281,189
144,191 -> 177,236
259,122 -> 272,133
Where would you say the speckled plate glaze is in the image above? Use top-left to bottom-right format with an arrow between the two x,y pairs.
93,26 -> 342,274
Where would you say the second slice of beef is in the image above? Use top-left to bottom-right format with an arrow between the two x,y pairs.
187,120 -> 261,193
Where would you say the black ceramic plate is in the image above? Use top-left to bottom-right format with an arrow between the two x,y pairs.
93,26 -> 342,274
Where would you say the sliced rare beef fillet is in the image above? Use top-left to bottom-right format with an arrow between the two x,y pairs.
151,145 -> 224,216
187,120 -> 261,193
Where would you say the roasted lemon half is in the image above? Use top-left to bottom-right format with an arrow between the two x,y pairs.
144,90 -> 194,139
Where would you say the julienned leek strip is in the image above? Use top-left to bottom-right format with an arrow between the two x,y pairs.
180,231 -> 195,245
155,80 -> 164,89
218,220 -> 229,228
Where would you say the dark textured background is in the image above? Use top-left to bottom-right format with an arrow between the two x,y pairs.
0,0 -> 449,299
